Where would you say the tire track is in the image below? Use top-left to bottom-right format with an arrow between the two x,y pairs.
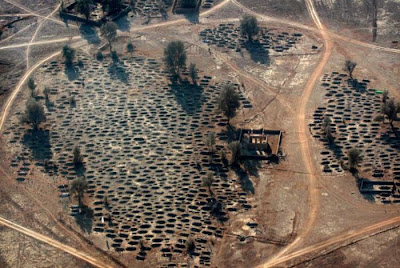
0,217 -> 113,268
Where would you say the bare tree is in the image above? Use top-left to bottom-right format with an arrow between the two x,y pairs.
202,172 -> 214,196
381,97 -> 400,135
348,148 -> 362,173
21,98 -> 46,129
70,177 -> 88,207
343,60 -> 357,80
100,21 -> 117,53
163,41 -> 186,75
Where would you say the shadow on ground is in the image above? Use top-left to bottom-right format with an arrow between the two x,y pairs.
74,205 -> 94,233
22,129 -> 52,161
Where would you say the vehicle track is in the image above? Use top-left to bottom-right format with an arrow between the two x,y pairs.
26,2 -> 62,68
261,0 -> 333,266
230,0 -> 400,54
0,216 -> 114,268
265,216 -> 400,267
3,0 -> 79,28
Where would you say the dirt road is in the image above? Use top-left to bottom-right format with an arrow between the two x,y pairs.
0,216 -> 114,268
265,215 -> 400,266
260,1 -> 333,266
231,0 -> 400,54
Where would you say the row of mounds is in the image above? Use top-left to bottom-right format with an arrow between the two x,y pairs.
199,23 -> 305,57
310,71 -> 400,203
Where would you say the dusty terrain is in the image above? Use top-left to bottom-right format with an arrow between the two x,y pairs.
0,0 -> 400,267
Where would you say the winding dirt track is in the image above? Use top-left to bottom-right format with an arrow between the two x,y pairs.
260,0 -> 333,266
264,216 -> 400,267
3,0 -> 79,28
0,217 -> 112,268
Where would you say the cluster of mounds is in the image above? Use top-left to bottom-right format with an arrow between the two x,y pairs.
132,0 -> 172,16
4,53 -> 254,265
201,0 -> 215,9
199,23 -> 305,59
310,72 -> 400,200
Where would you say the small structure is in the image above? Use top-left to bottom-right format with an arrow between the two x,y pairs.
239,128 -> 283,160
59,0 -> 131,27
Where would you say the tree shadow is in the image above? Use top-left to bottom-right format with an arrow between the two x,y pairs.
74,205 -> 94,234
22,129 -> 52,161
115,15 -> 131,32
65,64 -> 80,81
206,197 -> 228,222
232,164 -> 255,194
347,78 -> 368,93
327,140 -> 344,159
219,125 -> 241,143
79,24 -> 101,45
74,164 -> 86,177
169,78 -> 204,116
107,61 -> 129,84
245,40 -> 270,65
242,159 -> 262,178
45,99 -> 55,112
357,177 -> 378,203
183,9 -> 199,24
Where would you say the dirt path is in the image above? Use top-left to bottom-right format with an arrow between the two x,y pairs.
26,2 -> 62,68
3,0 -> 79,28
0,36 -> 82,50
0,216 -> 114,268
230,0 -> 400,54
260,0 -> 333,266
264,215 -> 400,266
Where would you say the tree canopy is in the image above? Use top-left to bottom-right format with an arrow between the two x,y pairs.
163,41 -> 186,75
217,84 -> 241,124
21,98 -> 46,129
73,146 -> 84,166
382,98 -> 400,125
348,148 -> 362,171
100,21 -> 118,53
62,45 -> 75,66
202,172 -> 214,196
240,15 -> 259,40
70,177 -> 88,206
